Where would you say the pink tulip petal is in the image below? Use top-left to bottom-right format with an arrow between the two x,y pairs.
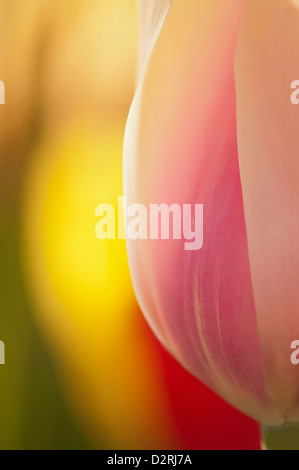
235,0 -> 299,421
125,0 -> 280,423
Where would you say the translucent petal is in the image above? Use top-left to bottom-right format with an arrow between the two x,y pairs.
125,0 -> 280,424
235,0 -> 299,420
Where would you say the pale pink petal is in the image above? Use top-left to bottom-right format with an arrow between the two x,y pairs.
124,0 -> 280,423
235,0 -> 299,421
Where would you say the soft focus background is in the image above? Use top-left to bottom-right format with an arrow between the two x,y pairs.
0,0 -> 260,449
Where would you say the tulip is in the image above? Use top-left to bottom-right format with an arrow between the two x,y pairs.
124,0 -> 299,449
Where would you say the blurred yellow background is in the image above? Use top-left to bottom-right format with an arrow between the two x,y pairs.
0,0 -> 175,449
